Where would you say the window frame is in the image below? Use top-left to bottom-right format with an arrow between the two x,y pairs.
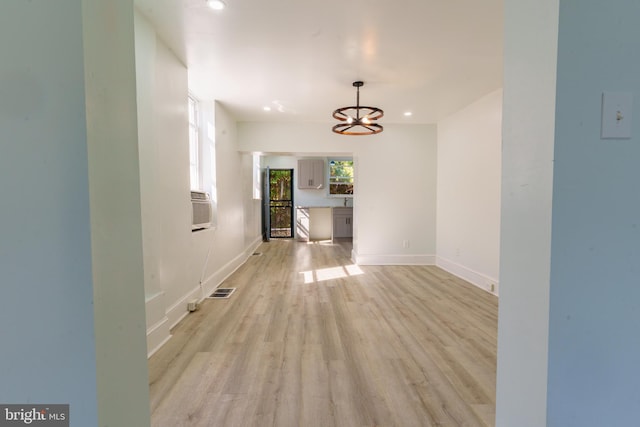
252,154 -> 262,200
327,157 -> 354,197
188,94 -> 201,191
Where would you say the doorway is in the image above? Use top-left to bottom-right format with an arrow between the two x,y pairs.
267,169 -> 294,238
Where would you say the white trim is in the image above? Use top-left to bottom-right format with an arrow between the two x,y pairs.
145,291 -> 171,358
146,324 -> 172,358
353,251 -> 436,266
166,284 -> 202,330
163,235 -> 263,339
201,235 -> 263,298
147,236 -> 263,358
436,256 -> 499,296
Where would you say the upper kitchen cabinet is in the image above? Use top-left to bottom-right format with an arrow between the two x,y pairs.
297,159 -> 325,189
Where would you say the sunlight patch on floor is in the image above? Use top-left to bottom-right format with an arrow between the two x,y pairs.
300,264 -> 364,284
305,240 -> 334,245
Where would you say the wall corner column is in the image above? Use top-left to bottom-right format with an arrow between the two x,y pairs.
82,1 -> 151,426
496,0 -> 559,425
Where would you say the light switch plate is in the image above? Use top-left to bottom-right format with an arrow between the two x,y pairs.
601,91 -> 633,139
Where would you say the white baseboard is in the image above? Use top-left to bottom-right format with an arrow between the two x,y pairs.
200,235 -> 263,298
147,235 -> 264,358
436,256 -> 499,296
145,291 -> 171,358
166,285 -> 202,331
146,318 -> 171,358
353,252 -> 436,266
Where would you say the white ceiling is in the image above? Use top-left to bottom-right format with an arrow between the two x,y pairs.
134,0 -> 503,125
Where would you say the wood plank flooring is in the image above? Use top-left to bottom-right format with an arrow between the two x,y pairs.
148,239 -> 498,427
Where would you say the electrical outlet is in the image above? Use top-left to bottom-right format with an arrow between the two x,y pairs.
402,240 -> 410,248
187,299 -> 199,312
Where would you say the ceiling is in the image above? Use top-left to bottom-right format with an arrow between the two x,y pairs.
134,0 -> 503,125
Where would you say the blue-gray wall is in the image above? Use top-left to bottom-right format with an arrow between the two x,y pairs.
548,1 -> 640,425
0,1 -> 97,424
0,1 -> 150,426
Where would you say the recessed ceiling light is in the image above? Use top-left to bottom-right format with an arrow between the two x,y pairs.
206,0 -> 226,10
263,106 -> 272,112
404,111 -> 413,117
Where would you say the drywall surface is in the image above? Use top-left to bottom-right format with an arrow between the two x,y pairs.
0,2 -> 100,424
354,125 -> 437,263
83,1 -> 151,425
495,0 -> 558,425
547,2 -> 640,425
436,89 -> 502,293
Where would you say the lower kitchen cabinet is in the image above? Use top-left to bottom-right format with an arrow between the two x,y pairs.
296,207 -> 332,241
332,207 -> 353,238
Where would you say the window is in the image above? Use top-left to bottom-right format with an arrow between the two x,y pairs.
188,95 -> 200,190
252,154 -> 262,200
188,96 -> 218,228
329,158 -> 354,195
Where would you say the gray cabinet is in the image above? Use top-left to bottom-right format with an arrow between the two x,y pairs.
332,207 -> 353,238
297,159 -> 325,189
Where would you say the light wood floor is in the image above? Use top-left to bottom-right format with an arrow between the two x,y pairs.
148,239 -> 498,427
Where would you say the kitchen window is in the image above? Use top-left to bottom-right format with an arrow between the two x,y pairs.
328,158 -> 354,195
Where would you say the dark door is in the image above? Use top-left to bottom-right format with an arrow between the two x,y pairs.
268,169 -> 294,238
262,167 -> 270,242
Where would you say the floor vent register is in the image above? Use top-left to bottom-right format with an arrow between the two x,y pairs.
208,288 -> 236,299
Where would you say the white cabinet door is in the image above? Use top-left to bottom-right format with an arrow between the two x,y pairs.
297,159 -> 325,189
296,208 -> 310,241
309,207 -> 332,240
297,207 -> 332,241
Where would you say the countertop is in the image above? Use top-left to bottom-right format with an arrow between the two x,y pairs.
295,205 -> 352,209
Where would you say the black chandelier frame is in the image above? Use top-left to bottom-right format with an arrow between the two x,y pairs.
332,81 -> 384,135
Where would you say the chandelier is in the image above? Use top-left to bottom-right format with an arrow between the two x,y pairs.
332,81 -> 384,135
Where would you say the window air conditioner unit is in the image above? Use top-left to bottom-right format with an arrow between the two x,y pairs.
191,191 -> 212,230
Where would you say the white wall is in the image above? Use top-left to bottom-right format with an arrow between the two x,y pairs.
436,90 -> 502,294
135,11 -> 162,301
198,101 -> 262,296
134,14 -> 261,356
495,0 -> 558,425
239,122 -> 437,265
242,154 -> 262,249
135,11 -> 190,354
354,127 -> 437,264
83,2 -> 152,425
